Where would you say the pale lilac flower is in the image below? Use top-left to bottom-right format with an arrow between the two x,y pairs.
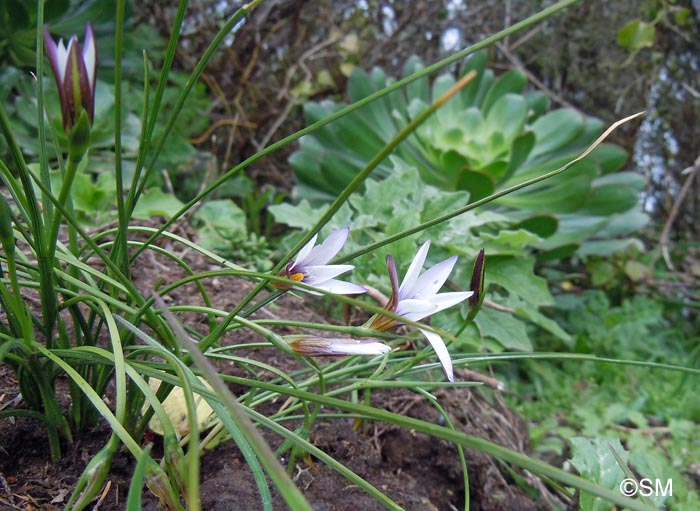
274,228 -> 367,295
44,23 -> 97,132
287,336 -> 391,357
369,241 -> 473,382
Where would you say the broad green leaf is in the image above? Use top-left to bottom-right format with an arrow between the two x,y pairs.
195,199 -> 247,234
456,169 -> 495,201
529,109 -> 585,158
459,51 -> 489,107
512,215 -> 558,238
348,68 -> 381,102
504,131 -> 536,182
497,175 -> 592,214
475,307 -> 532,351
482,69 -> 527,115
478,160 -> 509,180
269,200 -> 322,230
582,183 -> 640,215
195,200 -> 249,256
73,172 -> 117,216
480,229 -> 542,255
524,91 -> 548,119
485,94 -> 528,143
132,189 -> 184,220
403,56 -> 429,103
487,256 -> 553,306
589,143 -> 628,174
505,295 -> 572,343
336,109 -> 389,160
592,171 -> 645,190
578,238 -> 645,257
419,187 -> 470,223
439,150 -> 468,188
593,207 -> 649,238
432,74 -> 457,105
570,437 -> 629,511
538,215 -> 609,248
536,243 -> 580,262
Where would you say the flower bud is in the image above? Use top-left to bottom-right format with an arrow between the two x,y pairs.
287,336 -> 391,357
44,23 -> 97,134
468,249 -> 485,309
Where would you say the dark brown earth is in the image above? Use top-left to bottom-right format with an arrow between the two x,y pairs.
0,221 -> 553,511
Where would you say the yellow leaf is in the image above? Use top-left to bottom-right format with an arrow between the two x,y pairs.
145,377 -> 214,437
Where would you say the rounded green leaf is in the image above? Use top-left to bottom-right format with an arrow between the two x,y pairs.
583,185 -> 641,215
503,131 -> 536,181
403,56 -> 429,103
529,108 -> 585,157
589,143 -> 628,174
512,215 -> 559,238
525,91 -> 549,120
537,243 -> 580,262
482,69 -> 527,115
485,93 -> 528,143
348,68 -> 380,102
479,160 -> 509,181
460,107 -> 485,139
459,51 -> 488,107
456,169 -> 495,201
497,174 -> 592,213
432,74 -> 457,103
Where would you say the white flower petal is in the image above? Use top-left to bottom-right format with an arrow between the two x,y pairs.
303,264 -> 355,284
82,23 -> 97,90
395,298 -> 438,322
411,255 -> 458,298
310,279 -> 367,295
329,339 -> 391,355
303,227 -> 349,266
293,233 -> 319,266
419,328 -> 454,382
400,240 -> 430,296
57,39 -> 70,83
427,291 -> 473,314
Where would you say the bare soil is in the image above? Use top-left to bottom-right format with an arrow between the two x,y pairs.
0,222 -> 551,511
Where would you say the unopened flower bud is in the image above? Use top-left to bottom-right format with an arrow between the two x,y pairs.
468,249 -> 485,309
44,23 -> 97,134
287,336 -> 391,357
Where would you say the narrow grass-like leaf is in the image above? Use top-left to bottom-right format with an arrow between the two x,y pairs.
152,294 -> 313,511
126,443 -> 153,511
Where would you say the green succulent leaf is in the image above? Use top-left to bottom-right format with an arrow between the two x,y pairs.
529,108 -> 585,158
589,143 -> 628,174
482,69 -> 527,115
511,215 -> 558,239
456,169 -> 495,201
497,174 -> 592,214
